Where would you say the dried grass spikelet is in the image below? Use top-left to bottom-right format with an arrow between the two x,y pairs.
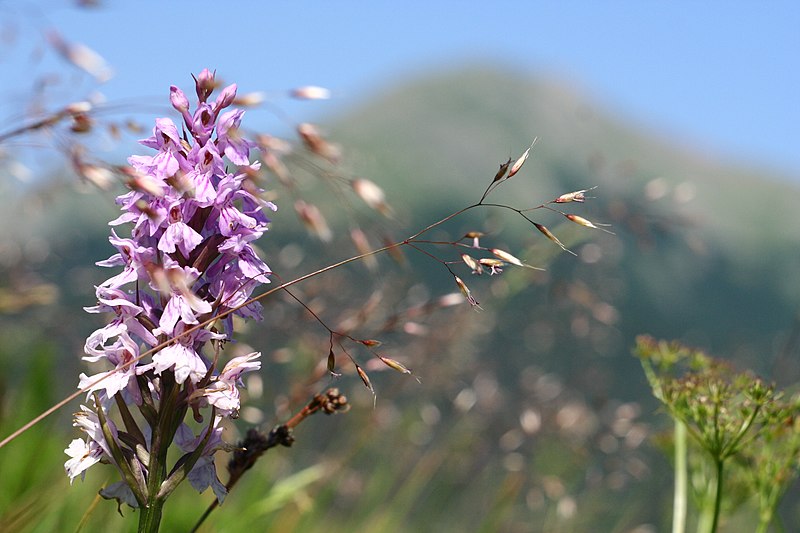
46,29 -> 113,82
478,258 -> 505,275
533,223 -> 576,256
462,231 -> 484,248
350,228 -> 378,271
355,364 -> 375,395
290,86 -> 331,100
327,348 -> 341,377
554,186 -> 597,204
145,263 -> 171,298
454,275 -> 481,308
134,199 -> 160,223
125,119 -> 144,134
69,112 -> 93,133
232,92 -> 265,107
403,321 -> 428,336
438,293 -> 464,307
564,214 -> 615,235
297,123 -> 340,163
165,266 -> 208,312
255,134 -> 292,155
461,253 -> 483,275
119,166 -> 166,197
64,100 -> 93,115
107,122 -> 121,140
377,355 -> 413,376
263,151 -> 292,187
352,178 -> 392,216
294,200 -> 333,242
255,134 -> 293,187
70,147 -> 113,190
383,235 -> 407,265
77,163 -> 114,190
166,170 -> 194,197
508,138 -> 538,178
493,158 -> 513,182
490,248 -> 524,267
358,339 -> 382,348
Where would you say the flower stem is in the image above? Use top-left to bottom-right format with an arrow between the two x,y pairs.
672,420 -> 687,533
709,458 -> 724,533
138,375 -> 180,533
696,458 -> 722,533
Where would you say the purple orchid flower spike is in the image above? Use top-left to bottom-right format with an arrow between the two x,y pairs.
66,70 -> 269,525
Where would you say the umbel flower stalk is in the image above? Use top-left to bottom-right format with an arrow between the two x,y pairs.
64,69 -> 273,532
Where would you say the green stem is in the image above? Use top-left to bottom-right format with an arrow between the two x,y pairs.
138,375 -> 180,533
709,459 -> 724,533
137,500 -> 164,533
696,458 -> 723,533
672,420 -> 687,533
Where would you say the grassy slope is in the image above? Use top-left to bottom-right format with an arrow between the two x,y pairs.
328,65 -> 800,384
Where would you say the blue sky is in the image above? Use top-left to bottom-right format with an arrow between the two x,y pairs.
3,1 -> 799,179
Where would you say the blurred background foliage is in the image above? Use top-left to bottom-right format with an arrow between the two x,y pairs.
2,65 -> 800,532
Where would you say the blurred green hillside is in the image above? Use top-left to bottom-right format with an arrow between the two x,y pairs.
1,66 -> 799,532
328,66 -> 800,391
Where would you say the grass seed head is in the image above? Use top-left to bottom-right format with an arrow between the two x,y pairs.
490,248 -> 524,267
461,253 -> 483,275
508,138 -> 538,178
378,355 -> 412,375
355,364 -> 375,395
